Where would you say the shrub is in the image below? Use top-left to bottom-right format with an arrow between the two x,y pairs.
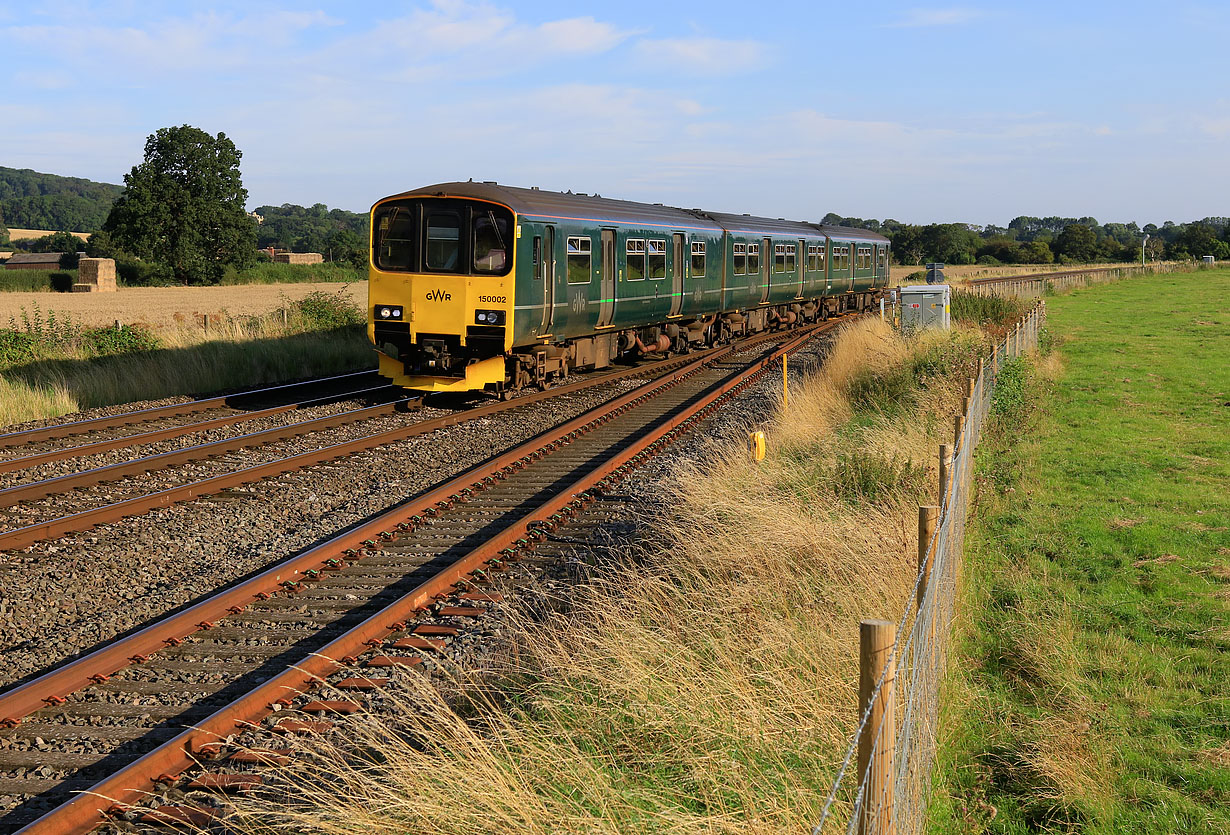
950,290 -> 1025,327
116,257 -> 173,286
81,323 -> 161,356
293,289 -> 364,329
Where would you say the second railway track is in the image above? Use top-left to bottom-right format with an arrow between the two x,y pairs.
0,318 -> 845,834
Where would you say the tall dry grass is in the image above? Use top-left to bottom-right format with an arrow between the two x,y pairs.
0,293 -> 371,427
229,318 -> 984,835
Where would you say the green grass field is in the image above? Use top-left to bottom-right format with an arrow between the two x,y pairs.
931,271 -> 1230,832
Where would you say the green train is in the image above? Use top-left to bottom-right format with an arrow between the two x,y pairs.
368,182 -> 889,394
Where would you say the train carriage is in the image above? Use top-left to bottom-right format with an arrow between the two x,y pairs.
369,182 -> 889,395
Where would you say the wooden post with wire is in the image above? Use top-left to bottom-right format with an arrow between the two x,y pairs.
917,505 -> 939,615
938,443 -> 952,509
858,619 -> 896,835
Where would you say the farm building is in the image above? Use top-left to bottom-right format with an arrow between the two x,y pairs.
4,253 -> 64,270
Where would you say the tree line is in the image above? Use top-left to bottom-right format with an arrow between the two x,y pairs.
823,213 -> 1229,265
0,166 -> 122,233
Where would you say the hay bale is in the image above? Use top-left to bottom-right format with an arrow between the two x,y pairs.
77,258 -> 117,292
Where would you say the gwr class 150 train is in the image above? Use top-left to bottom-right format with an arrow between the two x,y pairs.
367,182 -> 889,394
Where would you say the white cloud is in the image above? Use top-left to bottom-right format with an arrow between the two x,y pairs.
633,36 -> 766,76
886,8 -> 982,28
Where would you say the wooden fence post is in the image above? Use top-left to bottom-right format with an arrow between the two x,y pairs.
938,443 -> 952,509
859,620 -> 896,835
917,506 -> 939,615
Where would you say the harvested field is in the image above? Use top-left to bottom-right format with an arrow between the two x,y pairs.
0,281 -> 367,329
5,228 -> 90,241
889,260 -> 1149,285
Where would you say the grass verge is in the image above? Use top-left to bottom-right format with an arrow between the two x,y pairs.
0,288 -> 371,427
930,270 -> 1230,833
229,317 -> 985,834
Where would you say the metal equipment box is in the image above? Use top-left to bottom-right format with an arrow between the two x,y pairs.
899,284 -> 951,330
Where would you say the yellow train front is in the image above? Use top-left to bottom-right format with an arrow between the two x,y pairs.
368,186 -> 517,394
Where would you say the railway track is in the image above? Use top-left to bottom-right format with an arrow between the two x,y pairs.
0,318 -> 845,833
0,349 -> 726,554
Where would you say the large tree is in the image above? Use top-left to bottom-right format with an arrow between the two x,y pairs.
103,125 -> 255,284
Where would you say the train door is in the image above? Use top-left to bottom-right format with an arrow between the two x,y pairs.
599,229 -> 616,327
537,226 -> 555,334
670,233 -> 685,316
760,236 -> 772,304
795,238 -> 805,298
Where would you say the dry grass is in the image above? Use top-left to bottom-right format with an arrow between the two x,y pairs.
229,317 -> 977,835
0,282 -> 367,329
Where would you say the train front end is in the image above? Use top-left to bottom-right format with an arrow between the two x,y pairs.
368,192 -> 516,392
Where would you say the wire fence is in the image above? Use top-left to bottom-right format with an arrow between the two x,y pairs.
964,259 -> 1208,299
812,299 -> 1047,835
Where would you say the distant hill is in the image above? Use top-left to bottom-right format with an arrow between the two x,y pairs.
0,166 -> 123,233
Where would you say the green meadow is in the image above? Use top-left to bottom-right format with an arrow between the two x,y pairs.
931,271 -> 1230,832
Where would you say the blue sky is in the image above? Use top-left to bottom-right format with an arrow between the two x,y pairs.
1,1 -> 1227,226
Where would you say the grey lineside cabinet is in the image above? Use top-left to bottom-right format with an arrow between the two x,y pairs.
898,284 -> 951,330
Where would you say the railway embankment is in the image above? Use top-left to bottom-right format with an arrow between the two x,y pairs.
931,270 -> 1230,831
221,315 -> 994,833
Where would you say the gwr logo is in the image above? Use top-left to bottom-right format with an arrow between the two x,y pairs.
425,289 -> 452,301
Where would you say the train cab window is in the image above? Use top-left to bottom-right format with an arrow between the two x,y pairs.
374,205 -> 417,271
473,209 -> 511,274
425,211 -> 462,272
733,242 -> 746,275
786,244 -> 797,273
747,243 -> 760,274
626,239 -> 646,280
567,236 -> 592,284
691,241 -> 706,277
774,244 -> 786,273
647,239 -> 667,279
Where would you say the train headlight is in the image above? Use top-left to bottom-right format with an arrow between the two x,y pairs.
475,309 -> 505,325
374,306 -> 404,321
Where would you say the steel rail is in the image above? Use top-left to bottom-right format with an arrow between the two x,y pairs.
0,370 -> 380,450
7,320 -> 836,835
0,384 -> 394,474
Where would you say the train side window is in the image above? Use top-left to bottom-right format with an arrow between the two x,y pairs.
747,243 -> 760,274
532,236 -> 542,278
733,242 -> 746,275
774,243 -> 785,273
879,248 -> 888,271
786,244 -> 796,273
807,245 -> 817,272
647,239 -> 667,279
473,209 -> 511,274
627,238 -> 646,281
819,244 -> 827,272
567,236 -> 592,284
691,241 -> 706,277
425,211 -> 462,272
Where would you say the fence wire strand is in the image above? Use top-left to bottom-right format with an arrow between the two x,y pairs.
814,300 -> 1046,835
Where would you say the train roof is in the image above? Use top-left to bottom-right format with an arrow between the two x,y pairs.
699,210 -> 822,238
382,182 -> 889,243
817,224 -> 890,243
392,182 -> 724,233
